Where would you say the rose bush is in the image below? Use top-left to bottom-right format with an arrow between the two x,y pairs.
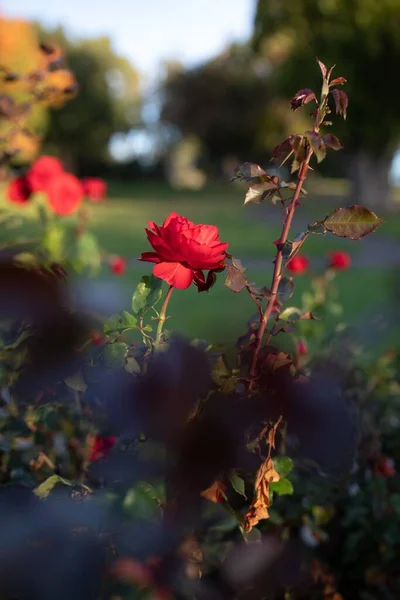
0,54 -> 392,600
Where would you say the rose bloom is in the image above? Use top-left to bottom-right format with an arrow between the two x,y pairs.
6,175 -> 32,204
110,256 -> 126,275
82,177 -> 107,202
328,250 -> 351,270
26,155 -> 64,192
139,212 -> 228,290
46,172 -> 84,215
90,435 -> 117,461
287,254 -> 309,274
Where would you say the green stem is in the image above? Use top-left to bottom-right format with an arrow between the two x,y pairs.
155,285 -> 174,346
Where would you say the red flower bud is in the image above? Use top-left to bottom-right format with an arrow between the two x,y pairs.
296,339 -> 308,356
6,175 -> 32,204
328,251 -> 351,270
287,255 -> 309,274
110,256 -> 127,275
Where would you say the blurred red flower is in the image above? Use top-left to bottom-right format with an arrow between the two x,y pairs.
46,172 -> 84,215
110,256 -> 126,275
287,255 -> 309,274
82,177 -> 107,202
27,155 -> 64,192
6,175 -> 32,204
296,339 -> 308,356
328,250 -> 351,270
139,212 -> 228,290
90,435 -> 117,461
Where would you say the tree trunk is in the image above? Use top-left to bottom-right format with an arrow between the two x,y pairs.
348,151 -> 395,213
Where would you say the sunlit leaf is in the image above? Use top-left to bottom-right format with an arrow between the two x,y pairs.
324,205 -> 383,239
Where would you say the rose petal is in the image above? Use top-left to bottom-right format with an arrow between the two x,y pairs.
153,262 -> 193,289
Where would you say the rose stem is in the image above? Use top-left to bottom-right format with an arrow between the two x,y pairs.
248,151 -> 311,381
155,285 -> 174,346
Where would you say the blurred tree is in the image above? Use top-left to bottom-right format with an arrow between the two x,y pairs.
36,25 -> 141,173
254,0 -> 400,211
160,43 -> 308,175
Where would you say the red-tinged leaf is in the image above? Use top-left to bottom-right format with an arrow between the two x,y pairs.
330,77 -> 347,87
324,205 -> 383,240
305,131 -> 326,163
322,134 -> 343,151
316,58 -> 327,78
290,88 -> 317,111
232,162 -> 269,184
244,180 -> 279,205
331,89 -> 348,119
225,260 -> 248,293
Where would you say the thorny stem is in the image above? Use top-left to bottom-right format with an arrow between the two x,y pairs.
248,150 -> 312,382
155,285 -> 174,346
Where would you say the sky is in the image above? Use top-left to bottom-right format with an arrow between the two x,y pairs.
2,0 -> 255,77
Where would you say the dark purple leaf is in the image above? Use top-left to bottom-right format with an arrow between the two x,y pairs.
322,134 -> 343,151
290,88 -> 317,111
331,89 -> 348,119
324,205 -> 383,240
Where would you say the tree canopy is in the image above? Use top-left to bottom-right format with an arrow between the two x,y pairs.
37,26 -> 141,173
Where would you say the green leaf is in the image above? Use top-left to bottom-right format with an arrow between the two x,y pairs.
103,342 -> 128,369
125,357 -> 140,374
64,369 -> 88,393
104,311 -> 138,334
270,477 -> 294,496
132,275 -> 163,315
34,474 -> 72,499
324,205 -> 383,240
75,232 -> 101,275
277,277 -> 294,303
230,472 -> 247,499
273,456 -> 293,477
42,225 -> 65,263
305,131 -> 326,163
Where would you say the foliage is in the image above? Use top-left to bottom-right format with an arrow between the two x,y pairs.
36,25 -> 141,172
1,42 -> 396,600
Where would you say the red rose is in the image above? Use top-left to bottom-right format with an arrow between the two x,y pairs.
27,155 -> 64,192
6,175 -> 32,204
328,250 -> 351,270
46,173 -> 84,215
287,255 -> 309,274
82,177 -> 107,202
138,212 -> 228,290
110,256 -> 126,275
90,435 -> 117,461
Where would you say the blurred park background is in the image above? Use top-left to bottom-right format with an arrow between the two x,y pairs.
1,0 -> 400,351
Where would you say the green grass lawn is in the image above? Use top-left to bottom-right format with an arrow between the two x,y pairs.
1,180 -> 399,354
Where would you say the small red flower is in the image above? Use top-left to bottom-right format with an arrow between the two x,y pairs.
26,155 -> 64,192
46,172 -> 84,215
328,250 -> 351,270
110,256 -> 126,275
375,456 -> 396,478
138,212 -> 228,290
287,255 -> 309,274
90,435 -> 117,461
82,177 -> 107,202
6,175 -> 32,204
296,339 -> 308,356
